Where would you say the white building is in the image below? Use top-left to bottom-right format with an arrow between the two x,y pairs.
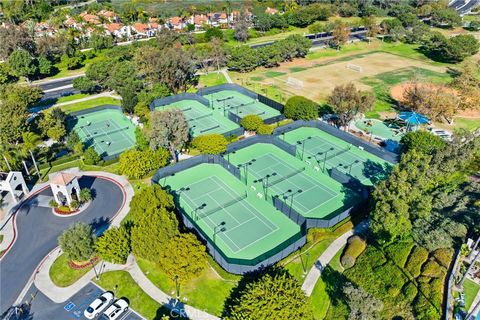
0,172 -> 29,204
49,172 -> 80,206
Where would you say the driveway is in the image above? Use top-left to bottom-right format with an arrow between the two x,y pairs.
0,176 -> 125,313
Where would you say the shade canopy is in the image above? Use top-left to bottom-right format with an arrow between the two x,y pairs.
399,111 -> 429,126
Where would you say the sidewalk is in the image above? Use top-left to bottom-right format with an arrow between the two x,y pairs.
53,92 -> 121,108
301,220 -> 369,296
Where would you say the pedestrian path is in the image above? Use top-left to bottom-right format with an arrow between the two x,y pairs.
301,220 -> 368,296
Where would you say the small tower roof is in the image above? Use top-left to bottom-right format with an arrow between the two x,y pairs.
50,172 -> 76,186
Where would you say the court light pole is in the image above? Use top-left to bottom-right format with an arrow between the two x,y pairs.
322,147 -> 335,172
213,221 -> 227,244
348,160 -> 360,175
193,203 -> 206,221
296,137 -> 312,160
237,159 -> 256,185
289,189 -> 303,223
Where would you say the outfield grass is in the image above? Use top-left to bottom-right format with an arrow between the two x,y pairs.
136,258 -> 237,316
59,97 -> 121,114
94,271 -> 178,320
464,278 -> 480,311
49,253 -> 96,287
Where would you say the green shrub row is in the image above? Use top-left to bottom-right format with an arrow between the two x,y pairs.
405,246 -> 429,278
384,238 -> 415,268
38,154 -> 80,170
340,235 -> 366,269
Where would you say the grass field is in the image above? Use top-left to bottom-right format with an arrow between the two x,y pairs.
464,278 -> 480,311
95,271 -> 179,319
59,97 -> 121,113
49,254 -> 97,287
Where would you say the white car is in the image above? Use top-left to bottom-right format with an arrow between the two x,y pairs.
84,292 -> 115,319
100,298 -> 129,320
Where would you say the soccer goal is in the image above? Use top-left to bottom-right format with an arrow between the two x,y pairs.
286,76 -> 304,89
345,63 -> 363,73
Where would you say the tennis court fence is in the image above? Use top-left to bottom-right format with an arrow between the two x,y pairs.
227,111 -> 242,124
197,83 -> 257,100
227,135 -> 297,157
149,92 -> 210,111
273,120 -> 400,163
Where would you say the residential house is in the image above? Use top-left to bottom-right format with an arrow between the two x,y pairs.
131,22 -> 160,37
105,23 -> 130,38
98,9 -> 119,23
167,16 -> 184,30
64,16 -> 81,30
265,7 -> 279,15
34,21 -> 56,37
193,14 -> 208,29
207,12 -> 228,27
79,11 -> 100,25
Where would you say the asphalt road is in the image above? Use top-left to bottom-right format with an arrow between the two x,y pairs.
38,77 -> 78,91
0,176 -> 124,314
41,88 -> 80,102
24,283 -> 144,320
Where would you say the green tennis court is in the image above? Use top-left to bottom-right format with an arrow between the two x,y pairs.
283,127 -> 393,186
155,99 -> 239,136
228,143 -> 358,219
69,108 -> 136,158
161,163 -> 301,261
202,90 -> 281,120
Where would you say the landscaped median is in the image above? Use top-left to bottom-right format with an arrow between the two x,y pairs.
49,254 -> 99,287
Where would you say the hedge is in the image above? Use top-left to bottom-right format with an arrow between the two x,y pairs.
421,259 -> 446,278
432,248 -> 454,268
38,154 -> 80,170
384,239 -> 415,268
402,282 -> 418,302
405,246 -> 429,278
340,235 -> 366,269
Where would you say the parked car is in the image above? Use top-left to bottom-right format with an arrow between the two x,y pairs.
84,292 -> 115,319
100,298 -> 129,320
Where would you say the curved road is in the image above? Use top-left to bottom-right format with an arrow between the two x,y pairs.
0,176 -> 124,313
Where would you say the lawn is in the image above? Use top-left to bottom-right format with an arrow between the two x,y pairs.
34,93 -> 91,108
49,253 -> 96,287
136,257 -> 238,316
94,271 -> 178,320
59,97 -> 121,113
39,159 -> 120,182
197,72 -> 227,88
281,220 -> 353,281
0,234 -> 4,244
464,278 -> 480,311
310,277 -> 330,320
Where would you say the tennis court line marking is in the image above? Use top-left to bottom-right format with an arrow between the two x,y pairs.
182,176 -> 278,254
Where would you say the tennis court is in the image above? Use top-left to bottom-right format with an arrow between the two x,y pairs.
161,163 -> 301,261
282,127 -> 392,185
69,108 -> 136,158
228,143 -> 358,219
155,99 -> 239,137
202,90 -> 281,120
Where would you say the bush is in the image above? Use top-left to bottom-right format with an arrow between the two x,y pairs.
384,239 -> 415,268
73,76 -> 97,93
284,96 -> 318,120
257,124 -> 273,135
340,236 -> 366,269
95,226 -> 130,264
402,282 -> 418,302
83,147 -> 101,165
58,222 -> 96,262
69,200 -> 79,209
405,246 -> 429,278
118,148 -> 169,179
79,188 -> 92,203
400,131 -> 445,154
49,199 -> 59,208
421,259 -> 446,278
191,134 -> 227,154
240,114 -> 263,131
432,248 -> 453,268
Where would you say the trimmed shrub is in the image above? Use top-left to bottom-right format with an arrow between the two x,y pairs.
240,114 -> 263,131
340,235 -> 366,269
432,248 -> 454,268
191,134 -> 227,154
284,96 -> 318,120
421,259 -> 446,278
384,239 -> 415,268
83,147 -> 101,165
405,246 -> 429,278
257,124 -> 273,135
403,282 -> 418,302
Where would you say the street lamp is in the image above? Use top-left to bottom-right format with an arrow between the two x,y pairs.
91,258 -> 99,280
302,252 -> 311,275
174,275 -> 180,300
296,137 -> 312,160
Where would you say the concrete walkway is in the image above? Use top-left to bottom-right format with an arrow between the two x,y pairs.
221,69 -> 233,84
301,221 -> 369,296
53,91 -> 121,108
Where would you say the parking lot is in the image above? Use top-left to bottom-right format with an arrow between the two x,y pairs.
25,283 -> 144,320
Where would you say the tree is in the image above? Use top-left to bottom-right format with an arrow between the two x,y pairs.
343,282 -> 384,320
8,49 -> 38,81
79,188 -> 92,203
210,38 -> 227,73
135,127 -> 150,151
37,56 -> 53,76
38,108 -> 67,141
0,84 -> 42,144
58,222 -> 96,262
66,131 -> 84,154
284,96 -> 318,120
422,33 -> 479,63
73,76 -> 97,93
257,124 -> 273,135
118,82 -> 139,114
362,16 -> 380,42
223,267 -> 314,320
430,8 -> 461,28
159,233 -> 207,283
21,131 -> 41,177
128,184 -> 175,222
0,63 -> 17,85
327,83 -> 375,128
450,61 -> 480,110
227,45 -> 260,72
400,131 -> 446,154
240,114 -> 263,131
380,18 -> 405,41
0,24 -> 35,60
88,33 -> 113,51
331,20 -> 351,49
191,134 -> 228,154
83,147 -> 101,165
118,148 -> 169,179
234,14 -> 250,42
95,226 -> 130,264
131,207 -> 179,262
61,53 -> 85,70
205,27 -> 223,42
149,109 -> 189,162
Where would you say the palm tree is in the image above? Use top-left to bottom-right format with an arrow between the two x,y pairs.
0,144 -> 22,172
21,132 -> 41,178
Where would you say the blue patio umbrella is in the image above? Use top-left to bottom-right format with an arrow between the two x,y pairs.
399,111 -> 429,130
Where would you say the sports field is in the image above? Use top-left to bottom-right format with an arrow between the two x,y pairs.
227,143 -> 358,219
161,163 -> 301,262
202,90 -> 281,120
282,127 -> 392,186
155,99 -> 239,137
68,108 -> 136,158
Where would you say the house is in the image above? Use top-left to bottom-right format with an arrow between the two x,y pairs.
207,12 -> 228,26
167,16 -> 184,30
98,9 -> 118,23
193,14 -> 208,29
79,11 -> 100,25
265,7 -> 279,15
131,22 -> 159,37
64,16 -> 81,29
34,21 -> 57,37
105,23 -> 130,38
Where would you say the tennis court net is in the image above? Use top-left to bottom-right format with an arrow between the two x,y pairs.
197,192 -> 247,219
200,125 -> 220,133
228,100 -> 255,111
189,113 -> 213,121
180,107 -> 192,112
325,146 -> 351,161
268,167 -> 305,187
82,126 -> 128,139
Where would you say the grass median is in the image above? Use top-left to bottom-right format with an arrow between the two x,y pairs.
49,253 -> 96,287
